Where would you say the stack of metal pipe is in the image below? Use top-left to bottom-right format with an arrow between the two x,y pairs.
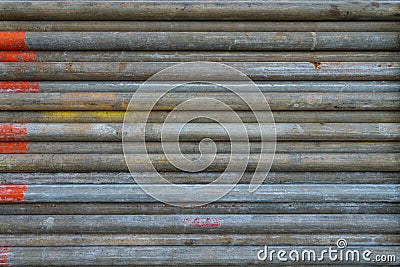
0,1 -> 399,265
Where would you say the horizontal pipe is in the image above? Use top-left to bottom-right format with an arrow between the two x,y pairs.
1,111 -> 399,123
0,93 -> 398,110
1,234 -> 398,246
0,1 -> 398,20
1,21 -> 399,32
2,246 -> 399,265
0,184 -> 397,203
0,123 -> 397,141
0,214 -> 398,234
2,51 -> 400,62
0,62 -> 398,80
1,32 -> 399,51
0,153 -> 398,172
1,142 -> 398,154
1,81 -> 396,93
1,172 -> 397,185
1,202 -> 398,215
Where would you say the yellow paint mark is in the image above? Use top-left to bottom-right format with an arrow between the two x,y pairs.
40,111 -> 124,123
121,99 -> 129,110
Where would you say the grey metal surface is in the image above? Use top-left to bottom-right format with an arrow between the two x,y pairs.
0,214 -> 398,234
2,51 -> 399,62
0,1 -> 398,20
1,153 -> 398,172
0,1 -> 399,266
14,32 -> 400,51
1,81 -> 395,93
2,184 -> 398,203
1,172 -> 398,184
1,62 -> 399,80
0,93 -> 398,110
1,21 -> 399,32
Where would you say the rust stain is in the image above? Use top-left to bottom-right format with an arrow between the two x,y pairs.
0,185 -> 27,203
0,81 -> 39,92
0,124 -> 28,141
66,63 -> 73,73
0,246 -> 10,266
310,62 -> 321,70
0,32 -> 27,50
118,62 -> 128,73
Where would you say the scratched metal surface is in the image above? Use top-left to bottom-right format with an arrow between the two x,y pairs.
0,1 -> 399,266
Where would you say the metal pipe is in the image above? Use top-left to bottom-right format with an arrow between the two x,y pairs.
1,62 -> 398,81
0,123 -> 398,141
1,32 -> 398,51
1,172 -> 397,185
0,1 -> 398,20
1,111 -> 398,123
1,21 -> 399,32
0,153 -> 398,172
1,202 -> 398,216
1,81 -> 396,93
0,214 -> 398,234
1,141 -> 398,154
0,184 -> 398,203
2,51 -> 399,62
0,92 -> 398,110
1,234 -> 398,246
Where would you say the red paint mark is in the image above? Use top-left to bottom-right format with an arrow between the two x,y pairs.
0,247 -> 10,266
0,32 -> 27,50
0,142 -> 28,154
0,51 -> 36,62
0,81 -> 39,93
0,124 -> 28,141
183,217 -> 221,227
0,185 -> 27,203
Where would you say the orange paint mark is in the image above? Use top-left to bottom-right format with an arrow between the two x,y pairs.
0,185 -> 27,203
0,123 -> 28,141
0,142 -> 28,154
183,217 -> 221,227
0,247 -> 10,266
0,81 -> 39,92
0,51 -> 36,62
0,32 -> 27,50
